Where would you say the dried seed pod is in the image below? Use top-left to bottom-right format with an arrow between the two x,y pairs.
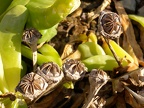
35,62 -> 64,100
22,28 -> 42,71
22,28 -> 42,46
37,62 -> 64,84
15,72 -> 48,102
62,59 -> 88,81
98,11 -> 122,39
89,69 -> 109,88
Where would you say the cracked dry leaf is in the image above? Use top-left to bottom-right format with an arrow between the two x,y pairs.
113,0 -> 143,65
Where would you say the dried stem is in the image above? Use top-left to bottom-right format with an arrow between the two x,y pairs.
22,28 -> 42,72
82,69 -> 109,108
0,92 -> 16,101
88,0 -> 111,23
82,81 -> 107,108
31,44 -> 38,71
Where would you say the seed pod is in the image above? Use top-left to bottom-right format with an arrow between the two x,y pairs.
22,28 -> 42,71
89,69 -> 109,87
15,72 -> 48,102
98,11 -> 122,39
37,62 -> 64,84
62,59 -> 88,81
35,62 -> 64,100
22,28 -> 42,46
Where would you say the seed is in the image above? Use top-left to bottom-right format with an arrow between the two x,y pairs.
62,59 -> 87,81
22,28 -> 42,46
37,62 -> 64,84
98,11 -> 122,39
22,28 -> 42,71
15,72 -> 48,101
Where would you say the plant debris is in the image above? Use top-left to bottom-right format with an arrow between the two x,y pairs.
17,0 -> 144,107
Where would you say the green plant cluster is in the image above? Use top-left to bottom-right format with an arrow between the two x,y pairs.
0,0 -> 79,107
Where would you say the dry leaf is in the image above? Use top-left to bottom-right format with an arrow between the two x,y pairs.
116,94 -> 126,108
127,68 -> 144,87
113,0 -> 143,64
125,89 -> 143,108
139,26 -> 144,52
61,43 -> 75,60
105,95 -> 117,107
124,86 -> 144,106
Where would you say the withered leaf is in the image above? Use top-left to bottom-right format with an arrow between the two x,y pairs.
113,0 -> 143,64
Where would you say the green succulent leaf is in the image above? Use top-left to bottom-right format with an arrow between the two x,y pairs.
26,0 -> 80,29
0,0 -> 30,21
0,5 -> 28,91
0,54 -> 9,93
129,15 -> 144,27
38,24 -> 58,44
78,42 -> 106,60
0,0 -> 12,16
82,55 -> 119,71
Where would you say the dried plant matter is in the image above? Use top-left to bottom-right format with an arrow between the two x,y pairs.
63,59 -> 87,81
37,62 -> 64,84
113,0 -> 143,62
82,69 -> 109,108
16,62 -> 64,105
98,11 -> 122,39
88,0 -> 112,23
15,72 -> 48,103
22,28 -> 42,46
22,28 -> 42,71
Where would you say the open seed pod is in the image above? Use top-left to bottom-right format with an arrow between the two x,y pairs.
35,62 -> 64,99
15,72 -> 48,103
22,28 -> 42,71
22,28 -> 42,46
62,59 -> 88,81
37,62 -> 64,84
98,11 -> 122,39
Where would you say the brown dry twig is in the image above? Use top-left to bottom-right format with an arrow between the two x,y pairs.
88,0 -> 111,23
